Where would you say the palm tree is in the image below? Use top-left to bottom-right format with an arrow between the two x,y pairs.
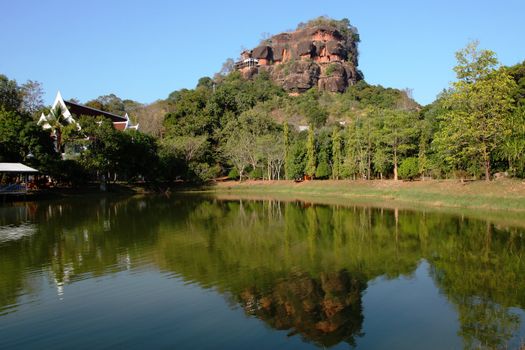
45,105 -> 68,153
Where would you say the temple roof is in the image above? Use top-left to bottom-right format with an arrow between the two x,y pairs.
64,101 -> 127,123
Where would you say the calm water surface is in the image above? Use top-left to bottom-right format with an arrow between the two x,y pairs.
0,195 -> 524,349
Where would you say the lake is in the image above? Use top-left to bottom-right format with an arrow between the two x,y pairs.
0,195 -> 524,349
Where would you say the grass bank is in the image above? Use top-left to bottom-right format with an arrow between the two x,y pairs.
197,179 -> 525,212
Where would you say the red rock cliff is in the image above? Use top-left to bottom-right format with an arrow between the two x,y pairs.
234,20 -> 362,93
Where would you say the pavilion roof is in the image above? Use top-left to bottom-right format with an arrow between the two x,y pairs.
0,163 -> 38,173
64,101 -> 127,123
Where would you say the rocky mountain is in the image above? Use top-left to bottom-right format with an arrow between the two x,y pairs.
234,18 -> 362,93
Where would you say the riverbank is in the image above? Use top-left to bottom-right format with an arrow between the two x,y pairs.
197,179 -> 525,212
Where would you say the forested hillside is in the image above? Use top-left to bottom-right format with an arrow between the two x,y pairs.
1,17 -> 524,185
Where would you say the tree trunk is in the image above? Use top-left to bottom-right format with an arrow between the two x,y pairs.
484,158 -> 491,181
367,153 -> 371,180
393,148 -> 398,181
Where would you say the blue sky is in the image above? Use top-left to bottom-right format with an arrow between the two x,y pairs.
1,0 -> 524,106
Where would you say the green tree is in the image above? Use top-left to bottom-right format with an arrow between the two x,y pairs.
43,105 -> 75,153
372,147 -> 389,180
378,109 -> 418,180
398,157 -> 420,180
331,127 -> 342,179
0,108 -> 55,164
305,124 -> 316,178
497,105 -> 525,177
284,122 -> 290,179
224,130 -> 252,182
286,140 -> 306,180
435,42 -> 517,181
0,74 -> 21,112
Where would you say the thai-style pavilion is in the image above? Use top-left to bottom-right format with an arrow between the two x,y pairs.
38,91 -> 139,131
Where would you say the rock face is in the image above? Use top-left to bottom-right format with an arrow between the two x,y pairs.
234,23 -> 362,93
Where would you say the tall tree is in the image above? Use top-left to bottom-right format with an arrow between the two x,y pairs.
20,80 -> 44,115
331,127 -> 342,179
305,124 -> 316,178
0,74 -> 21,112
224,130 -> 252,182
435,41 -> 517,181
283,122 -> 290,179
378,109 -> 418,181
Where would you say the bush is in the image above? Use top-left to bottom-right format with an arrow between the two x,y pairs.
325,63 -> 338,77
250,167 -> 263,180
398,157 -> 419,180
228,167 -> 239,180
315,160 -> 331,179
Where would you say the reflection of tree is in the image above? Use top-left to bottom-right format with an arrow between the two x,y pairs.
239,270 -> 365,347
428,220 -> 525,349
457,297 -> 519,350
1,196 -> 525,348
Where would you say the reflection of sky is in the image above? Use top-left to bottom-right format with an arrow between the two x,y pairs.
357,260 -> 461,350
0,223 -> 36,243
0,270 -> 318,349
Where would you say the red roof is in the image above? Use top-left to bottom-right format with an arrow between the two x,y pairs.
113,122 -> 127,131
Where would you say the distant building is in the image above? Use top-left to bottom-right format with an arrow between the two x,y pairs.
38,92 -> 139,158
38,91 -> 139,131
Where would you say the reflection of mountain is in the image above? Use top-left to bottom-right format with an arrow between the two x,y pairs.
239,270 -> 364,347
0,196 -> 524,348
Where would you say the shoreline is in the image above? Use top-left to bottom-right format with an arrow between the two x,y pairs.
5,178 -> 525,215
195,178 -> 525,212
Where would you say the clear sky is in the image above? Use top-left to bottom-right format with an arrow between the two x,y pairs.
1,0 -> 524,106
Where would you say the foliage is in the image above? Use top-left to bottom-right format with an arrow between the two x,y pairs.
0,108 -> 56,166
4,38 -> 525,185
376,109 -> 419,180
20,80 -> 44,116
296,16 -> 360,42
331,128 -> 342,179
434,42 -> 517,181
0,75 -> 22,112
325,63 -> 338,77
398,157 -> 420,180
286,139 -> 307,180
305,124 -> 316,177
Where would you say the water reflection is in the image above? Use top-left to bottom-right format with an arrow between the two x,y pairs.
0,196 -> 524,349
238,270 -> 365,347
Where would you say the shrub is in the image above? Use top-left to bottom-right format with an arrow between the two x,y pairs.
315,160 -> 331,179
325,63 -> 338,77
398,157 -> 419,180
228,167 -> 239,180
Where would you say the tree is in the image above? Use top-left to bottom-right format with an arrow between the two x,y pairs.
284,122 -> 290,179
378,109 -> 418,180
372,147 -> 389,180
20,80 -> 44,115
435,42 -> 517,181
86,94 -> 127,115
0,108 -> 56,165
0,74 -> 21,112
286,140 -> 307,180
257,133 -> 285,180
497,105 -> 525,177
44,105 -> 75,153
331,127 -> 342,179
220,58 -> 235,76
305,124 -> 316,178
398,157 -> 419,180
224,130 -> 252,182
